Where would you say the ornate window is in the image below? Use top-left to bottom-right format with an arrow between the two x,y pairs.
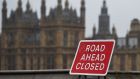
129,37 -> 138,48
63,53 -> 67,69
7,49 -> 16,70
22,33 -> 34,45
131,54 -> 136,71
28,49 -> 33,70
63,31 -> 68,47
74,31 -> 79,47
43,49 -> 48,69
120,55 -> 125,71
47,53 -> 55,69
7,32 -> 14,47
35,32 -> 40,45
47,31 -> 56,46
21,49 -> 26,70
117,38 -> 126,48
36,49 -> 40,69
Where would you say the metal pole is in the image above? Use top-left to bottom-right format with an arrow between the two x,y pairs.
98,76 -> 100,79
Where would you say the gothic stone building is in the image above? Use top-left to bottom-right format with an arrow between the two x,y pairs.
91,0 -> 140,73
88,1 -> 140,79
1,0 -> 140,76
0,0 -> 85,70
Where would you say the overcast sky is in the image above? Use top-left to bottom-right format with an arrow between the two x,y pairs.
0,0 -> 140,37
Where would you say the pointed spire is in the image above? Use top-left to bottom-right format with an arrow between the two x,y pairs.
57,0 -> 62,9
103,0 -> 106,7
3,0 -> 7,8
2,0 -> 7,26
80,0 -> 85,26
101,0 -> 107,14
26,0 -> 30,11
16,0 -> 23,16
58,0 -> 62,6
18,0 -> 22,8
65,0 -> 69,9
42,0 -> 46,6
2,0 -> 7,12
57,0 -> 62,16
112,24 -> 118,38
112,24 -> 116,34
81,0 -> 85,7
93,24 -> 96,36
41,0 -> 46,18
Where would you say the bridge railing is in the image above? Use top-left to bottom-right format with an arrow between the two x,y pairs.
0,70 -> 140,79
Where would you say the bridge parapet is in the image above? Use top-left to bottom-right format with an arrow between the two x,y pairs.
0,70 -> 140,79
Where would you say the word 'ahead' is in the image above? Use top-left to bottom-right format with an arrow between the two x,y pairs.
70,40 -> 115,76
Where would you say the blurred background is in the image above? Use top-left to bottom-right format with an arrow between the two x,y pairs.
0,0 -> 140,79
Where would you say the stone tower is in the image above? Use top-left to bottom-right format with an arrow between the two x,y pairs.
93,0 -> 117,39
98,0 -> 110,35
0,0 -> 39,70
80,0 -> 86,26
2,0 -> 7,27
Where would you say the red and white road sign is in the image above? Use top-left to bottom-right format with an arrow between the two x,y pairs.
70,40 -> 115,76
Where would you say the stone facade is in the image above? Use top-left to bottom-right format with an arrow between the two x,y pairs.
0,0 -> 140,75
91,0 -> 140,72
0,0 -> 85,70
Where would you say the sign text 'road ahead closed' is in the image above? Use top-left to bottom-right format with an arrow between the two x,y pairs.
70,40 -> 115,76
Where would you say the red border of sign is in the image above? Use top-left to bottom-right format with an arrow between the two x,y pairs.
70,40 -> 116,76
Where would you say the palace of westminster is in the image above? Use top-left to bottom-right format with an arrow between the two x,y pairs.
0,0 -> 140,74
